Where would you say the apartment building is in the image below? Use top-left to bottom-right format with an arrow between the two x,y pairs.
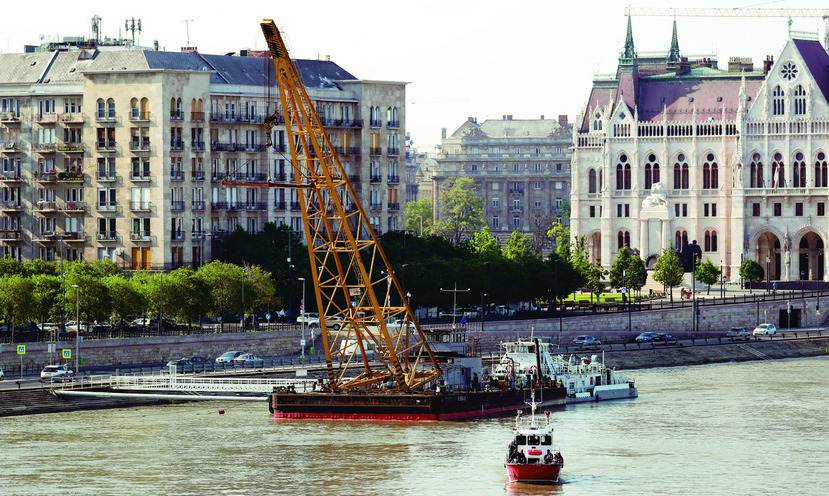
433,115 -> 573,247
571,18 -> 829,282
0,48 -> 406,269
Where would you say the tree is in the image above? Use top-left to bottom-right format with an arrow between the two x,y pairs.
739,259 -> 764,293
30,274 -> 62,328
65,273 -> 111,325
404,198 -> 434,236
102,275 -> 145,325
608,247 -> 633,289
196,261 -> 246,328
626,254 -> 648,295
0,257 -> 23,278
165,268 -> 208,325
695,258 -> 721,295
503,231 -> 537,262
545,254 -> 584,306
547,222 -> 571,261
469,226 -> 501,259
23,259 -> 57,277
585,263 -> 606,303
130,271 -> 164,318
244,265 -> 278,317
653,248 -> 685,302
433,177 -> 484,244
0,274 -> 34,342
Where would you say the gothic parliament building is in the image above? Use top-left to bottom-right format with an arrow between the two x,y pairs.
571,17 -> 829,282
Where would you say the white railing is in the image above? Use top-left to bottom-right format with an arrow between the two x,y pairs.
51,371 -> 317,393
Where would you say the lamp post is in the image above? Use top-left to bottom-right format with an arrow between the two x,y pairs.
692,255 -> 697,334
298,277 -> 306,358
480,292 -> 488,332
440,283 -> 470,328
72,284 -> 80,374
720,259 -> 725,299
766,256 -> 771,294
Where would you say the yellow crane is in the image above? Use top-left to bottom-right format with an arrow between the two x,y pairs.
254,19 -> 441,392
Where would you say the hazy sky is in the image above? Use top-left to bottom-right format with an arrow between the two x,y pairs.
4,0 -> 828,150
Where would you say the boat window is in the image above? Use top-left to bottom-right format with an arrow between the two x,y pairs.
515,435 -> 527,445
528,346 -> 535,353
527,435 -> 541,445
541,435 -> 552,445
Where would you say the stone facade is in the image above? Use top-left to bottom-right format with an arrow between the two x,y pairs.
570,18 -> 829,282
0,48 -> 406,268
434,115 -> 572,247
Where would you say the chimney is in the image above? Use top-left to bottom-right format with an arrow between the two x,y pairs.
441,127 -> 447,140
502,115 -> 507,120
540,115 -> 545,120
506,114 -> 513,120
240,49 -> 249,57
325,54 -> 331,61
467,116 -> 476,123
558,115 -> 568,126
676,56 -> 690,75
763,55 -> 774,75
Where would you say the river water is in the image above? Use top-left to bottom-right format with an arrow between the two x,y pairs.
2,358 -> 828,496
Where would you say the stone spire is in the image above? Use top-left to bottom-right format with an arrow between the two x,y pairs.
667,18 -> 680,69
620,15 -> 637,64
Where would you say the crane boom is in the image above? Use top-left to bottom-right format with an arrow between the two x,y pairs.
257,19 -> 441,392
625,7 -> 829,18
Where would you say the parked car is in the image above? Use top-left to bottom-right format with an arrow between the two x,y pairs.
0,367 -> 4,381
726,327 -> 751,339
635,332 -> 659,343
572,335 -> 602,347
215,351 -> 243,364
64,321 -> 86,334
753,323 -> 777,336
40,364 -> 74,383
165,358 -> 195,373
188,356 -> 208,367
296,313 -> 342,330
232,353 -> 265,367
655,333 -> 676,343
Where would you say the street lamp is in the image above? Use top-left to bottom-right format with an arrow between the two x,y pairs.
480,292 -> 488,332
720,259 -> 725,299
298,277 -> 306,358
72,284 -> 79,374
766,256 -> 771,293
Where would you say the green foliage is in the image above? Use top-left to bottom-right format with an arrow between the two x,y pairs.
433,177 -> 484,244
469,226 -> 501,259
130,271 -> 164,317
653,248 -> 685,301
503,231 -> 538,262
404,198 -> 434,235
695,258 -> 721,294
0,257 -> 23,277
545,254 -> 585,303
585,263 -> 607,302
547,222 -> 571,261
196,261 -> 246,319
0,274 -> 34,339
23,259 -> 57,277
165,268 -> 208,323
740,259 -> 764,290
243,265 -> 277,315
626,254 -> 648,292
30,274 -> 62,324
102,275 -> 145,323
65,273 -> 111,324
608,247 -> 633,289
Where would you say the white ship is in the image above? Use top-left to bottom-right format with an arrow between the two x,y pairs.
491,338 -> 638,403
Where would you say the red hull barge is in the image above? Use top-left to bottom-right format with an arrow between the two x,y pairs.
270,387 -> 566,421
506,462 -> 562,484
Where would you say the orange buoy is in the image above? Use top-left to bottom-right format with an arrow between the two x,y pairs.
218,409 -> 225,415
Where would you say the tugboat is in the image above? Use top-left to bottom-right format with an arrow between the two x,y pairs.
492,338 -> 637,403
505,391 -> 563,484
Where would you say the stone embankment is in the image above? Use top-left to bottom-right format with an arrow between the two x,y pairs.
0,388 -> 176,417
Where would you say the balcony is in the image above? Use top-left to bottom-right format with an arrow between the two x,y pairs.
274,201 -> 287,210
34,143 -> 57,154
348,174 -> 361,183
96,140 -> 117,152
0,229 -> 21,242
57,142 -> 84,154
243,143 -> 268,153
208,113 -> 263,124
170,111 -> 184,122
191,231 -> 206,241
370,119 -> 382,128
62,232 -> 86,243
0,201 -> 23,212
191,141 -> 206,153
191,170 -> 205,181
210,172 -> 226,182
61,201 -> 86,213
227,172 -> 267,183
510,206 -> 525,214
170,230 -> 185,241
130,137 -> 151,152
370,175 -> 382,183
170,170 -> 185,181
0,112 -> 21,124
97,201 -> 117,213
388,202 -> 400,211
170,200 -> 185,211
369,203 -> 382,212
131,172 -> 152,183
97,171 -> 117,182
242,202 -> 268,211
0,171 -> 22,183
388,120 -> 400,129
97,231 -> 117,242
37,113 -> 58,124
274,143 -> 287,153
96,112 -> 116,124
129,110 -> 151,122
191,111 -> 205,122
170,139 -> 184,152
211,202 -> 240,211
388,175 -> 400,184
60,113 -> 84,124
191,200 -> 205,211
1,142 -> 19,152
33,231 -> 57,243
130,231 -> 152,242
34,171 -> 56,183
56,171 -> 85,183
329,118 -> 362,128
274,172 -> 287,182
211,142 -> 242,153
130,201 -> 152,212
34,201 -> 57,212
387,147 -> 400,157
509,188 -> 525,195
289,201 -> 301,211
370,147 -> 382,156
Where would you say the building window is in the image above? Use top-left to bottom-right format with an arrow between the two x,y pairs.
674,153 -> 688,190
795,202 -> 803,216
644,153 -> 659,190
772,152 -> 785,188
704,203 -> 709,217
512,216 -> 520,228
815,151 -> 828,187
704,230 -> 718,252
750,153 -> 763,188
711,203 -> 716,216
793,152 -> 806,188
752,203 -> 761,216
772,85 -> 785,116
616,154 -> 631,190
589,206 -> 596,217
588,169 -> 597,193
617,204 -> 622,217
492,216 -> 499,228
593,112 -> 602,131
675,230 -> 688,249
773,202 -> 782,216
491,198 -> 500,208
512,163 -> 520,173
617,230 -> 630,249
818,203 -> 825,216
702,153 -> 718,189
793,85 -> 806,116
682,203 -> 687,217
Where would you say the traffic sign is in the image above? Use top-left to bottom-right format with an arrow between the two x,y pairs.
265,312 -> 271,321
62,349 -> 72,359
300,339 -> 306,347
16,344 -> 26,355
621,287 -> 627,294
47,343 -> 55,353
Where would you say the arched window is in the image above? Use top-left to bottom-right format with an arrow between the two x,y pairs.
706,230 -> 718,252
140,97 -> 149,117
704,231 -> 711,252
673,163 -> 681,189
816,151 -> 828,188
772,152 -> 785,188
176,98 -> 182,115
96,98 -> 105,118
772,85 -> 785,116
197,98 -> 203,112
682,162 -> 689,189
170,97 -> 176,117
750,153 -> 763,188
616,154 -> 630,190
703,153 -> 718,189
593,112 -> 602,131
793,85 -> 806,115
598,169 -> 603,192
644,153 -> 659,190
674,153 -> 688,190
616,163 -> 623,190
191,98 -> 197,112
106,98 -> 115,118
624,163 -> 631,189
793,152 -> 806,187
130,98 -> 139,119
674,230 -> 689,250
588,168 -> 597,193
617,231 -> 630,250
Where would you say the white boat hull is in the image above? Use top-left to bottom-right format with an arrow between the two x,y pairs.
566,384 -> 638,404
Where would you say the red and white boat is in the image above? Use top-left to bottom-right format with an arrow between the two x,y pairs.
505,393 -> 563,484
